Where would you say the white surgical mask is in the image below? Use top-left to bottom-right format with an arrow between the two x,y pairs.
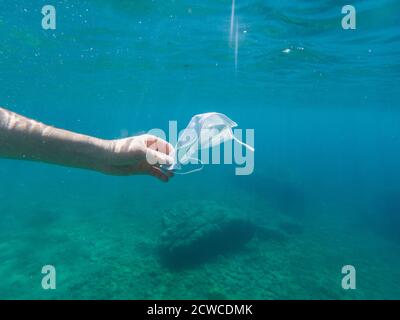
166,112 -> 254,174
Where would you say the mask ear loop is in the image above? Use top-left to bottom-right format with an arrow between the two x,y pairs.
171,142 -> 204,175
164,129 -> 254,175
176,132 -> 254,174
232,135 -> 255,152
172,157 -> 204,175
161,138 -> 204,175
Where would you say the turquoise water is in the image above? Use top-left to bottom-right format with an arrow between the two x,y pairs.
0,0 -> 400,299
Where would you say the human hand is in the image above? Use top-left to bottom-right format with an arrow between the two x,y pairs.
96,134 -> 174,182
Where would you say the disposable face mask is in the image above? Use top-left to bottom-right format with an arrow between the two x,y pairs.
166,112 -> 254,174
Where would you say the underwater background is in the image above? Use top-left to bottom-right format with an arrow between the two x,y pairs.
0,0 -> 399,299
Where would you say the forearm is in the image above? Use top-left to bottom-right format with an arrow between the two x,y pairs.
0,107 -> 107,171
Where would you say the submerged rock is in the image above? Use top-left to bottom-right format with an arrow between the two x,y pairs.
158,201 -> 256,269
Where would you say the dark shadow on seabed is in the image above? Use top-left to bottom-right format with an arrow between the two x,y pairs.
157,200 -> 257,270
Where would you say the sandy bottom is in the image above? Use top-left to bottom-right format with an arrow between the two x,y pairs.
0,186 -> 399,300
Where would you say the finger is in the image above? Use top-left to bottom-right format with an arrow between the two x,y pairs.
149,166 -> 169,182
160,167 -> 174,178
145,148 -> 174,166
144,134 -> 174,155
